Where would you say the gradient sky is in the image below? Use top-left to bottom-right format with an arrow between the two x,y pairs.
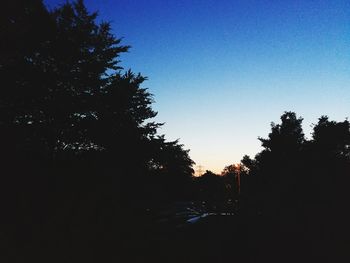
44,0 -> 350,173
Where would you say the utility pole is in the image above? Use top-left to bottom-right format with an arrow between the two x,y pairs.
235,163 -> 241,195
235,163 -> 241,211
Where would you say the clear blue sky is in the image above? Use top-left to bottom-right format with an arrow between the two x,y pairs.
45,0 -> 350,173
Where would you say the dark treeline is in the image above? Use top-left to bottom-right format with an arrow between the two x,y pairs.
200,112 -> 350,222
190,112 -> 350,262
240,112 -> 350,221
2,1 -> 350,262
238,112 -> 350,262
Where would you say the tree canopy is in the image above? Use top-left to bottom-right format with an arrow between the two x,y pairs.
1,2 -> 195,259
238,111 -> 350,220
1,0 -> 194,187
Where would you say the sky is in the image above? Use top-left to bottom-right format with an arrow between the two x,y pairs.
44,0 -> 350,173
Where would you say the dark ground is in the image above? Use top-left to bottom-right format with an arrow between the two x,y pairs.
121,208 -> 350,263
3,203 -> 350,263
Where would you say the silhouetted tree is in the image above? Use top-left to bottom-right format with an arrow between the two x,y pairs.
305,116 -> 350,222
147,136 -> 195,201
1,0 -> 194,196
249,112 -> 305,217
259,112 -> 305,154
312,116 -> 350,157
195,171 -> 226,210
240,111 -> 350,258
1,1 -> 195,261
221,164 -> 243,201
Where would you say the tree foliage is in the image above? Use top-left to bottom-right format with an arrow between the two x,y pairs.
239,111 -> 350,223
1,0 -> 194,186
1,2 -> 195,258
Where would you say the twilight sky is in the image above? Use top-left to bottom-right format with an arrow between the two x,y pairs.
45,0 -> 350,173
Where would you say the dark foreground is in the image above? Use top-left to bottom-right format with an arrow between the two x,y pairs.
3,203 -> 350,263
123,215 -> 349,263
